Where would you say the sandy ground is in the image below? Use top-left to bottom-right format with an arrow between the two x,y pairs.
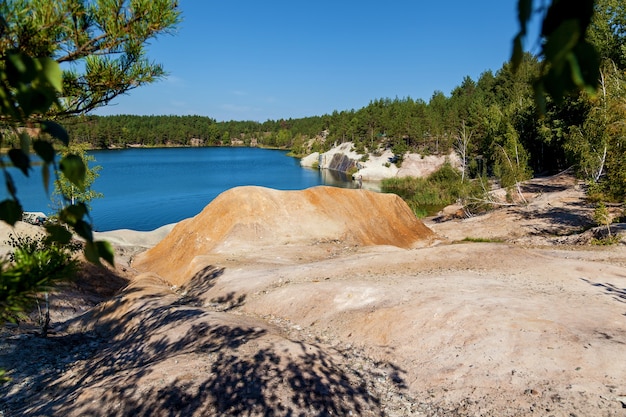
1,173 -> 626,416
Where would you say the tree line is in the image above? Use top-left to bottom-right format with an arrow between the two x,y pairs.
62,114 -> 326,149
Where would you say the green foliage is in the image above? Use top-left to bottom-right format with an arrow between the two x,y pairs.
493,137 -> 533,189
0,0 -> 179,382
3,1 -> 182,329
0,233 -> 80,323
591,235 -> 620,245
382,163 -> 488,217
0,53 -> 61,119
391,138 -> 409,166
513,0 -> 600,112
587,0 -> 626,71
53,144 -> 104,210
593,202 -> 613,236
585,180 -> 605,202
0,52 -> 113,266
0,0 -> 181,117
564,60 -> 626,200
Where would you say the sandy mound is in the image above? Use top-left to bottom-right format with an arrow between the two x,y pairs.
133,186 -> 435,285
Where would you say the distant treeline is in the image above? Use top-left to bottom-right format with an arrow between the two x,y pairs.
63,114 -> 326,150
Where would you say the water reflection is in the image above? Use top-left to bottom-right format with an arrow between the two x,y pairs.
320,169 -> 382,192
320,169 -> 355,188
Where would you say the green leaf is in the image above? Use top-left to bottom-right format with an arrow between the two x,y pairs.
573,41 -> 600,92
60,154 -> 86,189
0,199 -> 22,226
40,121 -> 69,145
71,218 -> 93,243
15,87 -> 54,117
5,53 -> 36,85
543,20 -> 580,63
96,240 -> 115,266
45,224 -> 73,245
517,0 -> 532,34
38,57 -> 63,93
511,35 -> 524,71
60,203 -> 88,225
41,163 -> 50,195
33,140 -> 55,163
0,87 -> 17,120
4,171 -> 17,199
8,149 -> 30,177
83,241 -> 100,264
567,52 -> 586,89
544,64 -> 572,104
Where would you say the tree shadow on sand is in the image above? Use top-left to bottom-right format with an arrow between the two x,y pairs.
1,265 -> 405,416
518,200 -> 594,236
580,277 -> 626,305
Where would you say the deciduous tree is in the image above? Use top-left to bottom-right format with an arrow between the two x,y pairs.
53,144 -> 104,210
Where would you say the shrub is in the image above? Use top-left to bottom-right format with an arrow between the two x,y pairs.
1,233 -> 81,329
382,163 -> 489,216
593,202 -> 614,237
591,235 -> 620,245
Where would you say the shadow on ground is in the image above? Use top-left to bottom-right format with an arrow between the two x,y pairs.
1,265 -> 404,416
581,277 -> 626,305
520,205 -> 594,235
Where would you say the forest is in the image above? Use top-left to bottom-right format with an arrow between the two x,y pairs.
61,0 -> 626,202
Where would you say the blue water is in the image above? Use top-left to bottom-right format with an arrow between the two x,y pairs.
8,147 -> 354,231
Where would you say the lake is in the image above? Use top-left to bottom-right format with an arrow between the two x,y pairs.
10,147 -> 355,231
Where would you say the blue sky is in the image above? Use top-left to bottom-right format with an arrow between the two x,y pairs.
94,1 -> 541,122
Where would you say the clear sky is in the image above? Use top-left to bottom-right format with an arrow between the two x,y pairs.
94,1 -> 541,122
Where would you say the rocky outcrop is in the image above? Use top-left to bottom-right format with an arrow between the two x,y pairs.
314,143 -> 360,173
300,141 -> 460,181
133,186 -> 435,285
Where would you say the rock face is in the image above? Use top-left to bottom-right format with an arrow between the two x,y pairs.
133,185 -> 434,285
301,141 -> 461,181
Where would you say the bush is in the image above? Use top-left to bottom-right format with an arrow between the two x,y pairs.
382,163 -> 489,216
0,233 -> 80,326
591,235 -> 620,245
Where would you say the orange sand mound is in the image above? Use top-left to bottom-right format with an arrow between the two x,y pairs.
133,186 -> 434,285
